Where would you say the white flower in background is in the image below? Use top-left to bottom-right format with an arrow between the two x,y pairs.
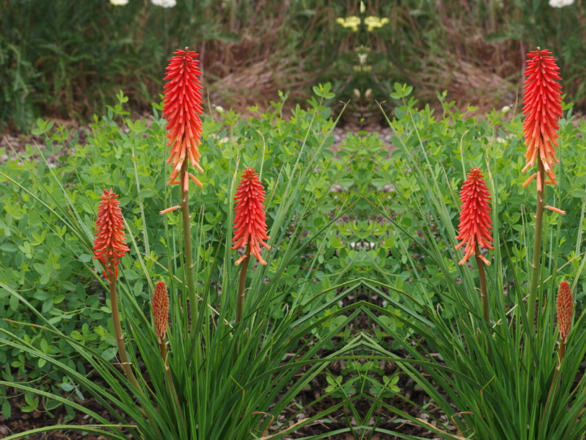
152,0 -> 177,7
360,1 -> 365,13
501,105 -> 510,114
215,106 -> 224,114
110,0 -> 128,5
549,0 -> 574,7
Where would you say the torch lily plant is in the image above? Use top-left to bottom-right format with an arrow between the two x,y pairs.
363,48 -> 586,440
0,49 -> 360,440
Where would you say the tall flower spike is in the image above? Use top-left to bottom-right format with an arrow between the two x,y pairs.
455,168 -> 494,266
521,49 -> 563,186
557,281 -> 573,342
232,168 -> 270,265
93,189 -> 130,279
152,281 -> 170,342
163,48 -> 204,190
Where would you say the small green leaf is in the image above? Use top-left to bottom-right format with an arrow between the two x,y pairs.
60,382 -> 75,392
2,400 -> 11,419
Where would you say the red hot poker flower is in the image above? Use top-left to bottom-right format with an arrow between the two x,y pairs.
232,168 -> 270,265
522,49 -> 562,188
455,168 -> 494,266
163,48 -> 204,191
557,281 -> 573,342
152,281 -> 170,342
93,189 -> 130,279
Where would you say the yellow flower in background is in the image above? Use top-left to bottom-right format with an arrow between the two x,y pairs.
360,1 -> 366,13
364,16 -> 389,32
336,16 -> 361,32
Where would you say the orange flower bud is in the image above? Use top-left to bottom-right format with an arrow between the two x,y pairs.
557,281 -> 573,342
152,281 -> 170,342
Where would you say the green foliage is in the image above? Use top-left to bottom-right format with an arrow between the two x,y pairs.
0,0 -> 353,130
363,84 -> 586,439
0,87 -> 362,422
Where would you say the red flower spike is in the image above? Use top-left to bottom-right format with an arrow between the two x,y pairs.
231,168 -> 270,265
557,281 -> 573,342
455,168 -> 494,266
522,49 -> 562,184
152,281 -> 170,342
92,189 -> 130,279
163,48 -> 204,190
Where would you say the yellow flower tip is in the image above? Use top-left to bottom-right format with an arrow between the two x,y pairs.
545,205 -> 566,215
478,254 -> 491,266
160,205 -> 181,215
235,254 -> 248,266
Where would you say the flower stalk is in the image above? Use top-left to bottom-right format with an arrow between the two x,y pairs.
109,270 -> 141,392
232,168 -> 270,324
180,161 -> 199,329
474,246 -> 490,324
235,244 -> 251,325
160,48 -> 204,333
521,49 -> 564,333
455,168 -> 493,324
93,189 -> 141,392
527,159 -> 546,332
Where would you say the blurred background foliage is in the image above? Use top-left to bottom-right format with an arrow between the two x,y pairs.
2,0 -> 586,131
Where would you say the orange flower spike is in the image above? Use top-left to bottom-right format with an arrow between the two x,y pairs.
556,281 -> 573,342
163,48 -> 204,188
92,189 -> 130,279
455,168 -> 494,266
521,49 -> 563,184
152,281 -> 170,342
232,168 -> 270,265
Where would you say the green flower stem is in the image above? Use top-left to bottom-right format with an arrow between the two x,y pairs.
180,161 -> 198,332
474,246 -> 490,324
109,270 -> 141,393
527,159 -> 546,334
235,244 -> 251,325
109,267 -> 162,438
159,339 -> 185,427
542,338 -> 567,429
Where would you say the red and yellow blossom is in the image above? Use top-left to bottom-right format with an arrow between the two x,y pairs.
455,168 -> 494,266
163,48 -> 204,192
232,168 -> 270,265
522,49 -> 563,189
93,189 -> 130,279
